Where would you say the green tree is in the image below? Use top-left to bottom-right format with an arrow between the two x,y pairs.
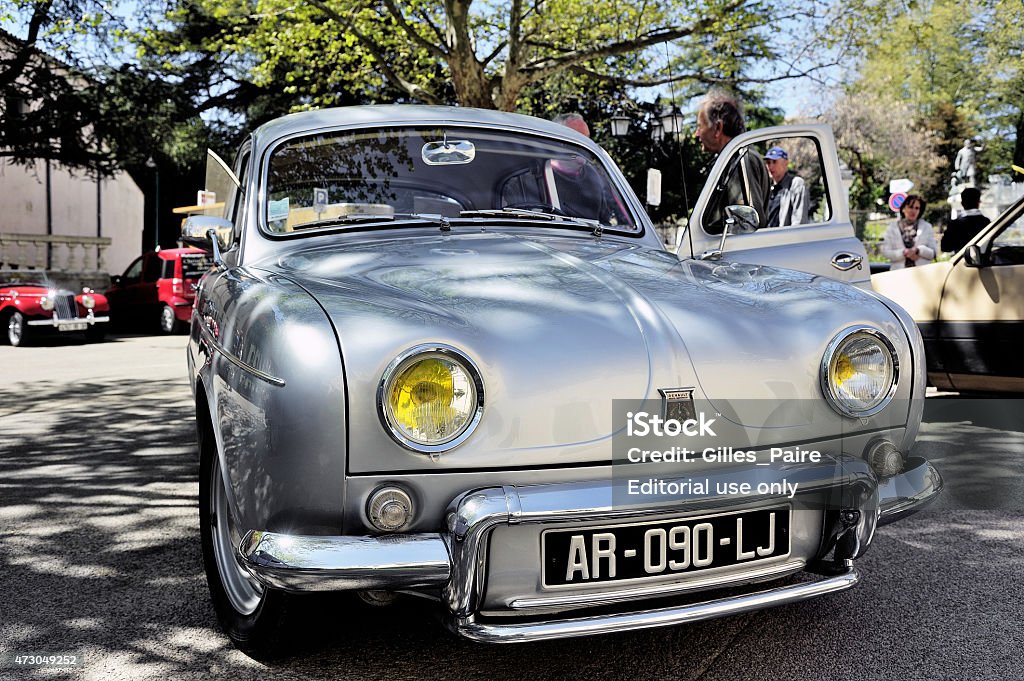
135,0 -> 843,113
843,0 -> 1023,189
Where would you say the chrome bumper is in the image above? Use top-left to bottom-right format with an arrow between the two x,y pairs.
237,457 -> 940,643
27,312 -> 109,329
453,567 -> 859,643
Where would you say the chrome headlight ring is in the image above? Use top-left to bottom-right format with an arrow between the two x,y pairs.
376,344 -> 485,454
820,326 -> 900,419
81,294 -> 96,309
39,295 -> 54,311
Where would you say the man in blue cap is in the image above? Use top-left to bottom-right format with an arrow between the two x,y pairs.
764,146 -> 809,228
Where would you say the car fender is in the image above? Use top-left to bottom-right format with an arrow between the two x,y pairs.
189,265 -> 349,534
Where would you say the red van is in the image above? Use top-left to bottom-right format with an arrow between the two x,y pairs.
105,248 -> 211,333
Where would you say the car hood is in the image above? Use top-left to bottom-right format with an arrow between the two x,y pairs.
259,231 -> 911,472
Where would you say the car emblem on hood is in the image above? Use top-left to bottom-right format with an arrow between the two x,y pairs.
659,387 -> 696,422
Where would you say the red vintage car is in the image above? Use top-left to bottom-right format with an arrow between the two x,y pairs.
105,248 -> 211,333
0,280 -> 110,346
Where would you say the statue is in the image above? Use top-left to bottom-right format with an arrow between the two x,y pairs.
953,138 -> 982,187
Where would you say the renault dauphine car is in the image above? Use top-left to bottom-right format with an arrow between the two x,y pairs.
183,106 -> 941,656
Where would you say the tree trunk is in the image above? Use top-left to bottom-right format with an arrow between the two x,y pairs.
444,0 -> 495,108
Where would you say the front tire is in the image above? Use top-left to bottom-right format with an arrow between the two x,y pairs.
199,418 -> 292,658
160,304 -> 182,334
7,311 -> 30,347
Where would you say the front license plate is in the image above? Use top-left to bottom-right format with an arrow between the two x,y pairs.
543,507 -> 789,587
61,323 -> 87,332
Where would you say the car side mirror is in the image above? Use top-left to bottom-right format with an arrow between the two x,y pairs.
963,244 -> 986,268
701,205 -> 760,261
725,205 -> 760,235
182,216 -> 233,267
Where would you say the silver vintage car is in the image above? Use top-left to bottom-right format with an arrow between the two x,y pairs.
184,106 -> 941,656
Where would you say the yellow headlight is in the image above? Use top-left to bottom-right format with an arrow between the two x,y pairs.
381,348 -> 482,452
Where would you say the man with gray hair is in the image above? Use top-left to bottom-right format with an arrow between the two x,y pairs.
693,90 -> 770,233
553,112 -> 590,138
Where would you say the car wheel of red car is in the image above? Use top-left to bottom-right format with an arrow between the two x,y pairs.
199,416 -> 292,658
160,305 -> 182,334
6,311 -> 30,347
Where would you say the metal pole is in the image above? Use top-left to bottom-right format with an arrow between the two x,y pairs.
154,169 -> 160,250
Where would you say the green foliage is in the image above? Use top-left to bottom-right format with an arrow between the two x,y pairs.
840,0 -> 1024,199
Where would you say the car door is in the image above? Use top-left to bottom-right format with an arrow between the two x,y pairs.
138,254 -> 163,315
936,198 -> 1024,392
108,255 -> 143,315
681,124 -> 870,288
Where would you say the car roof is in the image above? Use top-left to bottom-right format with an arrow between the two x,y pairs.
251,105 -> 595,152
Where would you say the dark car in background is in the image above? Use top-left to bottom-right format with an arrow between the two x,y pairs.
106,248 -> 210,333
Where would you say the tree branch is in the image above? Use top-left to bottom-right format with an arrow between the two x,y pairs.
379,0 -> 449,58
518,1 -> 747,82
0,0 -> 55,88
305,0 -> 443,104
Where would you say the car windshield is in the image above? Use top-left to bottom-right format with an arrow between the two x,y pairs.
264,126 -> 637,234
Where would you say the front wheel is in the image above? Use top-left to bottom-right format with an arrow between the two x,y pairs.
7,311 -> 30,346
199,420 -> 292,658
160,304 -> 183,334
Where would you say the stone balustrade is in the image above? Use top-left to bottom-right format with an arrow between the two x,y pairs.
0,232 -> 112,273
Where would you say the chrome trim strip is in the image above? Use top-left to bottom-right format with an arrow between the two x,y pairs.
452,567 -> 859,643
238,531 -> 451,592
200,323 -> 286,387
511,559 -> 806,611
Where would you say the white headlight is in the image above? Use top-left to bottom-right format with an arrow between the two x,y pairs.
40,295 -> 54,311
821,327 -> 899,418
378,345 -> 484,453
82,295 -> 96,309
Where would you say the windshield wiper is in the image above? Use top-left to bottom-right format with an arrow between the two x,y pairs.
460,208 -> 600,229
291,214 -> 396,230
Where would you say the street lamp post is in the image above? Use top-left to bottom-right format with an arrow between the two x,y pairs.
610,101 -> 690,245
146,156 -> 160,250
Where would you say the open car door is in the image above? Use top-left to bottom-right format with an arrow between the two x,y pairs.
680,124 -> 870,288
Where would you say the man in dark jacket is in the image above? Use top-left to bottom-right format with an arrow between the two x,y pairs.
693,91 -> 770,234
941,187 -> 990,253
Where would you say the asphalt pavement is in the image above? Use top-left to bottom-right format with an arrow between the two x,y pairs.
1,334 -> 1022,680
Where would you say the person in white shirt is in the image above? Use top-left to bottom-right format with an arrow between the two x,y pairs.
881,194 -> 937,269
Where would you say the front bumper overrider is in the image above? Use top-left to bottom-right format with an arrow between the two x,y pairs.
238,456 -> 941,643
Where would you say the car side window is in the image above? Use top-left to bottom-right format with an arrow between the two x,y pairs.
226,149 -> 250,246
122,257 -> 143,283
701,136 -> 833,235
761,136 -> 832,229
989,210 -> 1024,265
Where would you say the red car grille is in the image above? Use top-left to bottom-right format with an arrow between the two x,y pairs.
54,293 -> 78,320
